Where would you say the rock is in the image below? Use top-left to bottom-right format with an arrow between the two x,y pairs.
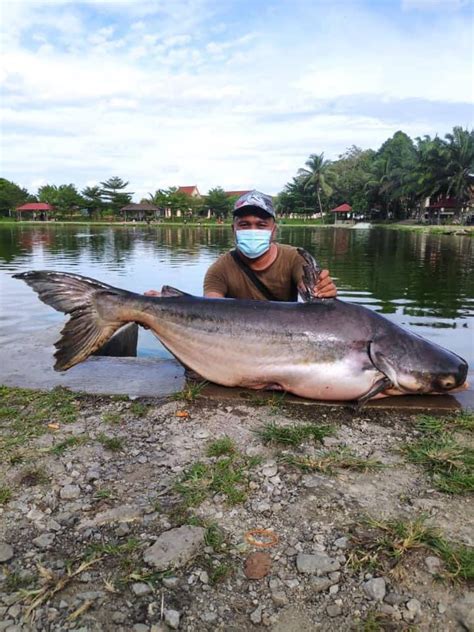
59,484 -> 80,500
200,612 -> 217,623
32,533 -> 55,549
404,598 -> 421,622
384,591 -> 404,605
363,577 -> 386,601
333,537 -> 348,549
79,505 -> 143,529
143,526 -> 205,571
261,461 -> 278,478
271,592 -> 289,607
133,625 -> 149,632
250,606 -> 263,624
326,604 -> 342,617
164,608 -> 181,629
132,582 -> 152,596
0,543 -> 14,563
244,552 -> 272,580
452,594 -> 474,631
296,552 -> 340,574
310,576 -> 332,593
425,555 -> 442,574
162,576 -> 180,589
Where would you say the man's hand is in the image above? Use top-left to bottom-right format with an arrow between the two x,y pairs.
315,269 -> 337,298
144,289 -> 161,297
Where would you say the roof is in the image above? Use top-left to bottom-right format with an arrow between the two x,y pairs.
177,185 -> 199,196
225,190 -> 252,198
16,203 -> 53,212
120,202 -> 160,212
331,203 -> 352,213
427,196 -> 460,209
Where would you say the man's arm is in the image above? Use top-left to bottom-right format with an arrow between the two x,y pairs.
204,290 -> 225,298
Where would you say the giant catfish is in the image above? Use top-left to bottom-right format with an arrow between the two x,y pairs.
14,257 -> 468,405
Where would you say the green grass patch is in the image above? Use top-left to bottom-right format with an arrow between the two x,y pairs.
280,449 -> 384,474
96,433 -> 124,452
94,489 -> 114,500
0,486 -> 12,505
204,523 -> 227,552
416,412 -> 474,435
402,435 -> 474,494
4,571 -> 36,593
0,386 -> 79,455
176,451 -> 259,507
50,435 -> 88,455
206,436 -> 236,457
348,515 -> 474,581
84,537 -> 141,560
171,381 -> 207,402
102,411 -> 122,424
129,402 -> 149,417
256,421 -> 333,447
208,562 -> 233,585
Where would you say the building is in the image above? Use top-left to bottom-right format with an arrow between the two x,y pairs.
15,202 -> 53,220
120,202 -> 163,222
177,186 -> 201,198
331,203 -> 354,225
423,196 -> 461,224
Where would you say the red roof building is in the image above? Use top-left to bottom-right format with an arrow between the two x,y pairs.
331,203 -> 352,213
16,203 -> 53,212
177,185 -> 201,197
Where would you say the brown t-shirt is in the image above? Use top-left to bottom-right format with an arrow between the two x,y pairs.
203,244 -> 304,301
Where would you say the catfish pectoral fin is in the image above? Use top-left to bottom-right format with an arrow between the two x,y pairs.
353,377 -> 393,411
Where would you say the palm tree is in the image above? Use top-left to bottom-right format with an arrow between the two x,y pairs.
297,153 -> 332,215
444,127 -> 474,203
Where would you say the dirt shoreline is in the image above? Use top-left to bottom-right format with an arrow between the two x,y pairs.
0,387 -> 472,631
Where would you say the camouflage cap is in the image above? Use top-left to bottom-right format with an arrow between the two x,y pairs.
233,190 -> 276,218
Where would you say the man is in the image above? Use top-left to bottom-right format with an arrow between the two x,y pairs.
145,190 -> 337,300
203,190 -> 337,301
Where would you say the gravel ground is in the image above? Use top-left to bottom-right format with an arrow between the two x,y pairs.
0,389 -> 473,631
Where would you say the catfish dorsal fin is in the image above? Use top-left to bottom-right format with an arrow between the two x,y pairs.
160,285 -> 192,298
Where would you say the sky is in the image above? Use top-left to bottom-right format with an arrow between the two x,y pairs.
0,0 -> 473,199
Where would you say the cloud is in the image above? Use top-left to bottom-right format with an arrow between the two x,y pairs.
0,0 -> 472,197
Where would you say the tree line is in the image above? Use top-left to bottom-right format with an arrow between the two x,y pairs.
1,126 -> 472,221
276,126 -> 473,220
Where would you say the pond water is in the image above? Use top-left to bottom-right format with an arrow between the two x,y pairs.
1,223 -> 473,404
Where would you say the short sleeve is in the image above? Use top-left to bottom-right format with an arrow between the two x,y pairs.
203,257 -> 229,296
291,249 -> 304,287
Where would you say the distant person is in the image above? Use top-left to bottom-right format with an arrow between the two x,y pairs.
145,190 -> 337,300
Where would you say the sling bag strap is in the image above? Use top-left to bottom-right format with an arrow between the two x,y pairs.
230,249 -> 281,301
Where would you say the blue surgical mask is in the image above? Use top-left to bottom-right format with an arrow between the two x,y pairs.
235,229 -> 272,259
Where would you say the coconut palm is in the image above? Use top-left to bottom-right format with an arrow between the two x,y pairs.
444,127 -> 474,203
297,153 -> 333,215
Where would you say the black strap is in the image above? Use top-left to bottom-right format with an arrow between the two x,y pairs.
230,250 -> 280,301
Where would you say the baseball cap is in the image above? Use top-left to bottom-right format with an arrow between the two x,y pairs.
233,190 -> 276,219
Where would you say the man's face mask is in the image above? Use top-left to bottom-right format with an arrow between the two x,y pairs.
235,229 -> 272,259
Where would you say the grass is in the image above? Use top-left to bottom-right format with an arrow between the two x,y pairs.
0,486 -> 12,505
84,538 -> 141,560
4,571 -> 36,592
280,449 -> 384,474
50,435 -> 88,455
0,386 -> 79,455
102,411 -> 122,425
206,436 -> 236,457
204,522 -> 227,552
402,413 -> 474,494
94,489 -> 114,500
96,433 -> 124,452
255,421 -> 333,447
129,402 -> 149,417
171,381 -> 208,402
208,562 -> 233,585
176,450 -> 259,507
356,610 -> 417,632
348,515 -> 474,581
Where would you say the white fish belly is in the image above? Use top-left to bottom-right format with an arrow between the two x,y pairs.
152,320 -> 381,402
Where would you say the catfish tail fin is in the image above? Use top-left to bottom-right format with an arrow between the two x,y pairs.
13,270 -> 133,371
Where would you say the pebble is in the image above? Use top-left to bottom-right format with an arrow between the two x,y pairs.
244,552 -> 271,580
59,484 -> 80,500
250,605 -> 263,624
452,594 -> 474,631
326,604 -> 342,617
363,577 -> 386,601
310,576 -> 333,593
0,543 -> 14,563
164,608 -> 181,629
296,552 -> 340,574
404,598 -> 421,622
32,533 -> 55,549
143,526 -> 205,570
384,591 -> 404,605
424,556 -> 442,574
133,624 -> 149,632
200,611 -> 217,623
333,537 -> 348,549
162,576 -> 180,589
132,582 -> 152,596
271,592 -> 289,607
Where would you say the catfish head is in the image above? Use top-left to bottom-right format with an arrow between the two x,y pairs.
369,331 -> 468,395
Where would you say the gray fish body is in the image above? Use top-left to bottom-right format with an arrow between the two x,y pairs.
14,271 -> 468,403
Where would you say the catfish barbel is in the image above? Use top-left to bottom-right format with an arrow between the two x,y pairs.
13,265 -> 468,405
